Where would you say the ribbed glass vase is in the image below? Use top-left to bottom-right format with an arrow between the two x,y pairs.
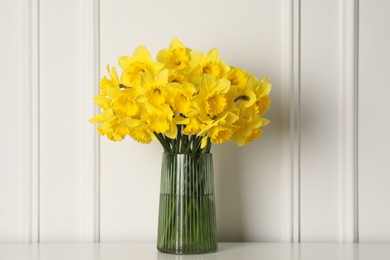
157,153 -> 217,254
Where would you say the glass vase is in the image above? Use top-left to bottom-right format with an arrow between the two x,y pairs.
157,153 -> 217,254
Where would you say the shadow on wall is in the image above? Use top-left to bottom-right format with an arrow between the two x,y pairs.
213,144 -> 244,241
211,84 -> 284,241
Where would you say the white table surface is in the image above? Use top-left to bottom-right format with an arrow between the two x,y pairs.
1,242 -> 390,260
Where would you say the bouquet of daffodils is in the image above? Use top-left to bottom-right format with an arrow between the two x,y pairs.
90,38 -> 271,153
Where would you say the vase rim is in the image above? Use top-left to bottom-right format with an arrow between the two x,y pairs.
163,152 -> 212,155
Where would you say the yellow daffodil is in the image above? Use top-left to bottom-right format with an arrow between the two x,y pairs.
232,106 -> 270,146
244,76 -> 271,116
128,125 -> 155,144
199,112 -> 239,148
90,38 -> 271,151
139,69 -> 169,107
157,37 -> 190,70
125,119 -> 155,144
183,116 -> 205,135
254,95 -> 270,116
166,82 -> 196,115
100,66 -> 120,95
194,75 -> 231,119
97,117 -> 130,142
208,125 -> 234,144
92,94 -> 111,109
111,88 -> 140,118
225,67 -> 248,91
143,103 -> 175,136
167,70 -> 187,84
119,46 -> 164,87
89,108 -> 115,124
188,48 -> 230,84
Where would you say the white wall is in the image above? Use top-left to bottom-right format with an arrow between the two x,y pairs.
0,0 -> 25,242
0,0 -> 389,242
358,0 -> 390,242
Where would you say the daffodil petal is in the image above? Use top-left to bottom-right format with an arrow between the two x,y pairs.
201,136 -> 208,149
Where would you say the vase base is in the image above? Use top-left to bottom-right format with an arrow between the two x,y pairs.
157,246 -> 218,255
157,153 -> 218,256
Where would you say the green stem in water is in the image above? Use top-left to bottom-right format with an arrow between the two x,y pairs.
206,138 -> 212,153
176,125 -> 182,153
156,128 -> 213,154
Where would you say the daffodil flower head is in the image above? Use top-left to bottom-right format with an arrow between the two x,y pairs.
232,106 -> 269,147
97,117 -> 130,142
167,70 -> 187,84
89,108 -> 115,124
167,82 -> 196,115
100,66 -> 120,95
127,120 -> 155,144
119,46 -> 164,87
254,77 -> 272,116
183,116 -> 205,136
226,67 -> 248,90
194,75 -> 230,119
199,112 -> 239,147
140,69 -> 169,107
92,94 -> 111,109
157,37 -> 191,70
188,48 -> 230,84
244,75 -> 271,116
111,88 -> 140,118
143,103 -> 174,135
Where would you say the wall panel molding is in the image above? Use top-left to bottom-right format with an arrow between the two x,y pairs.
291,0 -> 301,243
39,0 -> 90,241
300,0 -> 343,241
281,0 -> 359,242
21,0 -> 40,243
280,0 -> 301,243
18,0 -> 101,242
81,0 -> 101,242
339,0 -> 359,243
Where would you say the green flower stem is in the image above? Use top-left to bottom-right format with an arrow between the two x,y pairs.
188,135 -> 195,153
157,153 -> 217,254
176,125 -> 182,153
206,138 -> 212,153
155,127 -> 212,154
